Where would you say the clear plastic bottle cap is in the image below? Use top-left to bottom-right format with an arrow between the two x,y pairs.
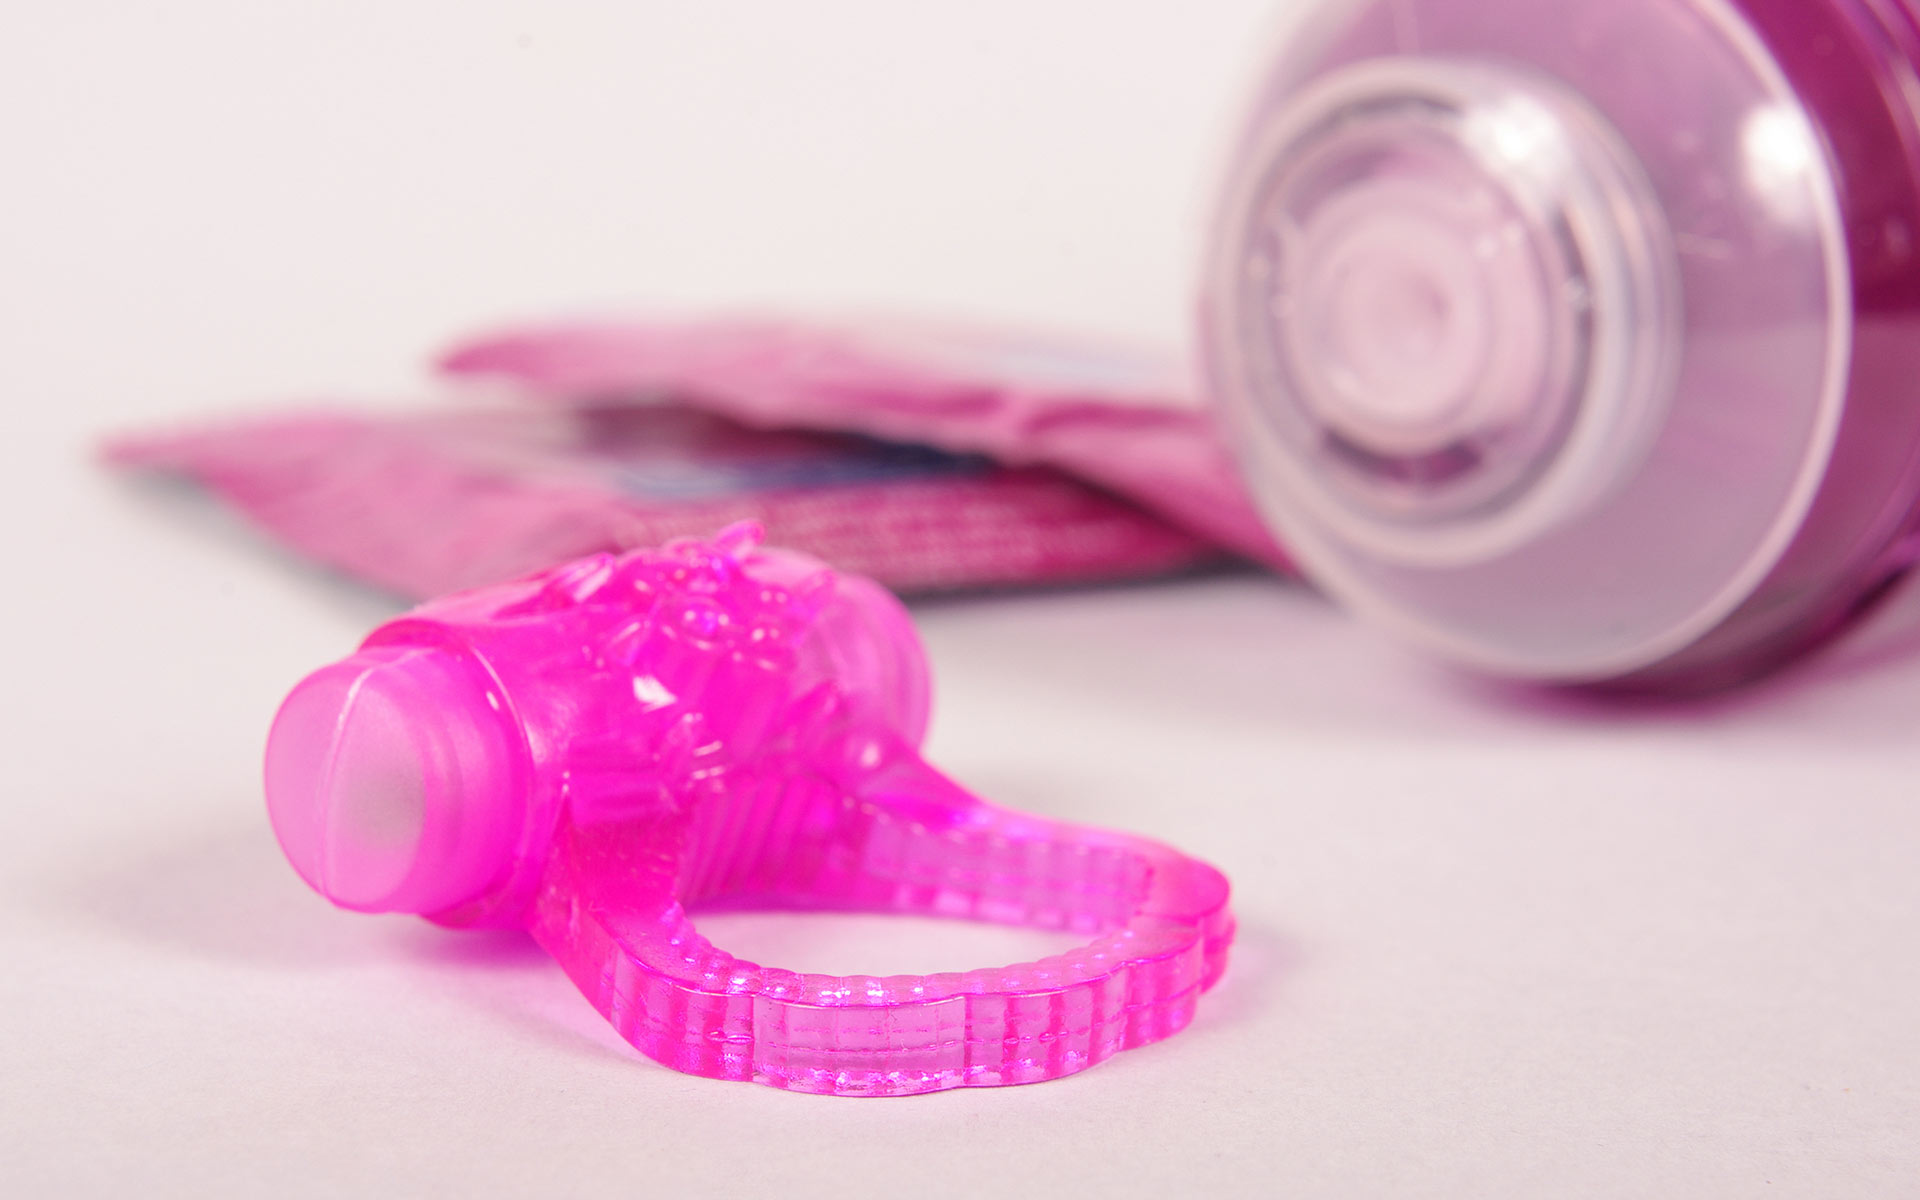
1229,56 -> 1682,568
1204,0 -> 1853,680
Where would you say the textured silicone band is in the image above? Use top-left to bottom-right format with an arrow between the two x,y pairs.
547,776 -> 1233,1095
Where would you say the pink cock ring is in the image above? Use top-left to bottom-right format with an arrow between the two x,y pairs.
263,523 -> 1233,1095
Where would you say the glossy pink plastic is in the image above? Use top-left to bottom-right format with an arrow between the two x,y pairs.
265,524 -> 1233,1095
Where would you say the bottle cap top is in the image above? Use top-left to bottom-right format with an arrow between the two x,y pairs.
1205,0 -> 1854,680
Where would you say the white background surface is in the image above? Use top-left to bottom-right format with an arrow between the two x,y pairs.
5,2 -> 1919,1196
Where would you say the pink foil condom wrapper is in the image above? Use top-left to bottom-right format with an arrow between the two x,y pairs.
106,317 -> 1287,599
439,314 -> 1289,569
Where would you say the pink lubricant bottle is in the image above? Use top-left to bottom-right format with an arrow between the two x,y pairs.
1202,0 -> 1920,688
264,525 -> 1232,1095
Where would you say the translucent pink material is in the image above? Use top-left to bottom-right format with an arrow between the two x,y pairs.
265,524 -> 1233,1095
